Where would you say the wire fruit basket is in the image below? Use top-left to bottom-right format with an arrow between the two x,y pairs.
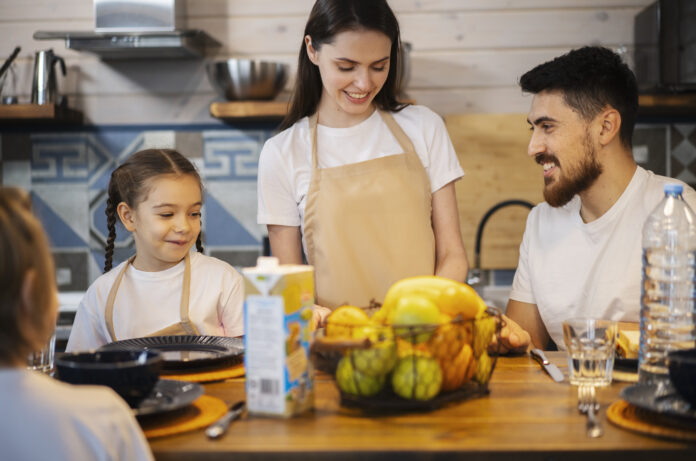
313,306 -> 503,412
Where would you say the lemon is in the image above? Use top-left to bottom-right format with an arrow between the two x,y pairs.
349,325 -> 397,376
392,295 -> 441,343
325,305 -> 369,339
391,354 -> 442,400
335,356 -> 385,397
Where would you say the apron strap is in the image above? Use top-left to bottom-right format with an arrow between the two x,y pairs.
308,112 -> 319,170
379,110 -> 418,154
177,252 -> 199,335
104,255 -> 136,342
104,252 -> 199,342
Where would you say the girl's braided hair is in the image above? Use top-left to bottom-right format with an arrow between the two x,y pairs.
104,149 -> 204,272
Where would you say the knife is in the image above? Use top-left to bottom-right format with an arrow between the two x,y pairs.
530,348 -> 564,382
205,400 -> 245,439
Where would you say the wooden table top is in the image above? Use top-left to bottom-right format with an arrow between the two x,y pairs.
149,352 -> 696,460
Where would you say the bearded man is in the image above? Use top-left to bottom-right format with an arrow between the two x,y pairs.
498,46 -> 696,352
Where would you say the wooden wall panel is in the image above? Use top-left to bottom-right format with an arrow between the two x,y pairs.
0,0 -> 654,124
446,113 -> 544,269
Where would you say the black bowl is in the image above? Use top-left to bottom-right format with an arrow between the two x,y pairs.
668,348 -> 696,406
56,350 -> 162,408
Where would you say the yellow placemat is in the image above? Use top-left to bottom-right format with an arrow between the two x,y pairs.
607,400 -> 696,441
612,369 -> 638,383
161,363 -> 245,383
140,395 -> 228,439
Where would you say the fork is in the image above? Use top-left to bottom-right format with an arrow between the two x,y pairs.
577,384 -> 603,438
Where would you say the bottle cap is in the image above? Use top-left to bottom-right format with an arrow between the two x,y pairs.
664,183 -> 683,194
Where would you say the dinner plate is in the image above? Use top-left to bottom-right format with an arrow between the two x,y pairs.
99,335 -> 244,372
134,379 -> 203,417
620,383 -> 696,422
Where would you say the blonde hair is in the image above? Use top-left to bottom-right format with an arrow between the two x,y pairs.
0,187 -> 56,364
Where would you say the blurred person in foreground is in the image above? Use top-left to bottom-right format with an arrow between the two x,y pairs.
498,46 -> 696,352
0,187 -> 153,461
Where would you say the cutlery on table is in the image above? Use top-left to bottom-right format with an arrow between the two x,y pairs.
205,400 -> 245,439
578,385 -> 603,438
530,348 -> 564,382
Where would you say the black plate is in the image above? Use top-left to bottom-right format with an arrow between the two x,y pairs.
134,379 -> 203,417
615,357 -> 638,372
99,335 -> 244,372
621,383 -> 696,422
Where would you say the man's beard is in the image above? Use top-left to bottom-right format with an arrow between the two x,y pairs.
541,134 -> 603,207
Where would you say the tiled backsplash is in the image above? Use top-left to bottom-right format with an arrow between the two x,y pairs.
1,120 -> 694,291
1,123 -> 276,291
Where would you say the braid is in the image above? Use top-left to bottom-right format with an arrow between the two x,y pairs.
104,193 -> 118,273
195,233 -> 203,253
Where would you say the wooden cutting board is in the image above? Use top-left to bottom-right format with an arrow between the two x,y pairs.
445,113 -> 544,269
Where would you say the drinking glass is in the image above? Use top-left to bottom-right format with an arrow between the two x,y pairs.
562,318 -> 618,387
27,331 -> 56,374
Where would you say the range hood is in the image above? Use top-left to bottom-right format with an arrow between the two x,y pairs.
33,0 -> 220,59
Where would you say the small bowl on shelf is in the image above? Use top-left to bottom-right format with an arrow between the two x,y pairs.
206,59 -> 289,101
668,348 -> 696,406
56,350 -> 162,408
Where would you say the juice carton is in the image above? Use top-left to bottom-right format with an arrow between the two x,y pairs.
242,257 -> 315,417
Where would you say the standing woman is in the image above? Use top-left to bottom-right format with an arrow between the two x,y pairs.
257,0 -> 468,312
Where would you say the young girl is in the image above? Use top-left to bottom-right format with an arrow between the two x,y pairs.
257,0 -> 468,314
67,148 -> 244,351
0,187 -> 153,461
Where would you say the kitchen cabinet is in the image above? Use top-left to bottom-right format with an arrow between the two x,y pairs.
0,103 -> 83,124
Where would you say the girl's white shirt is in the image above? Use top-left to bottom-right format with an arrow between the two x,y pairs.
67,251 -> 244,351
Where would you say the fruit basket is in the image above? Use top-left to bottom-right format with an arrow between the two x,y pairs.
312,277 -> 503,412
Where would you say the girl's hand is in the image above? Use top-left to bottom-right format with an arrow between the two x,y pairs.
311,304 -> 332,330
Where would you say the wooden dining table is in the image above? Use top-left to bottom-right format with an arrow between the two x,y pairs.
149,352 -> 696,460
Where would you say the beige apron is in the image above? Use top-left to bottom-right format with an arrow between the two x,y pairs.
304,109 -> 436,309
104,252 -> 200,341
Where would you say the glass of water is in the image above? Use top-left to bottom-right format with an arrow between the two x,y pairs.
562,318 -> 618,387
27,331 -> 56,374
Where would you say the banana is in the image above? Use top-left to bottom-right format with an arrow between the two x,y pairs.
375,276 -> 485,324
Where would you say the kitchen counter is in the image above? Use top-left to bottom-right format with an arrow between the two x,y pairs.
149,352 -> 696,460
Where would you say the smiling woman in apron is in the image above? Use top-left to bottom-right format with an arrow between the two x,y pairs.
257,0 -> 469,317
66,149 -> 245,351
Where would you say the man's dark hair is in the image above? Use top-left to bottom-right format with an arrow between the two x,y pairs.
519,46 -> 638,149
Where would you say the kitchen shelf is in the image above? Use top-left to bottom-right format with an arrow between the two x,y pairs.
210,101 -> 289,120
0,103 -> 83,124
209,98 -> 417,121
638,93 -> 696,117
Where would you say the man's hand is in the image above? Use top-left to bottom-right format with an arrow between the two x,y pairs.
489,314 -> 531,355
311,304 -> 332,330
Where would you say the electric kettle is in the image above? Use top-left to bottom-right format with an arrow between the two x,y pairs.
31,49 -> 66,105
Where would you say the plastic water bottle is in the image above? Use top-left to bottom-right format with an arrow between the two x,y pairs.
639,183 -> 696,386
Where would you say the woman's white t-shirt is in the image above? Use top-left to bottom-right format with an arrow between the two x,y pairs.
257,105 -> 464,255
67,251 -> 244,351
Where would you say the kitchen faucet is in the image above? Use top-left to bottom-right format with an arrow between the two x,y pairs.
467,199 -> 535,287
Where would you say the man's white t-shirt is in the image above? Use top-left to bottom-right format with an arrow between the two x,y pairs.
509,167 -> 696,349
257,105 -> 464,257
0,368 -> 153,461
67,251 -> 244,351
